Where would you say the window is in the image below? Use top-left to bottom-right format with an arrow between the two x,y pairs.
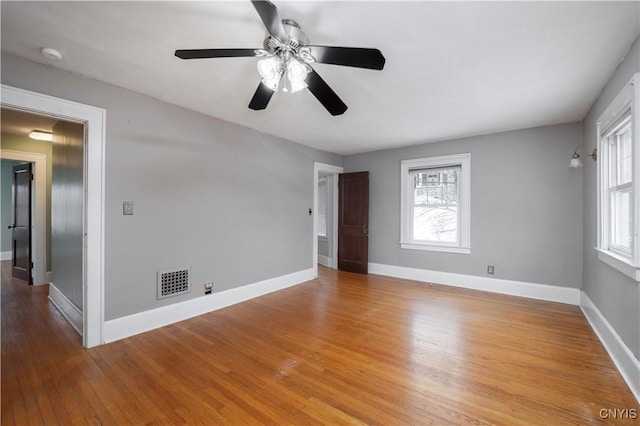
596,73 -> 640,281
400,153 -> 470,254
317,179 -> 327,237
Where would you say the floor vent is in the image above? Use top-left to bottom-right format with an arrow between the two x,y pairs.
157,268 -> 190,299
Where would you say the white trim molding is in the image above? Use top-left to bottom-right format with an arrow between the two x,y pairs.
596,248 -> 640,281
49,283 -> 83,336
2,84 -> 106,348
580,292 -> 640,403
104,268 -> 314,343
369,262 -> 580,305
318,255 -> 332,268
0,251 -> 12,261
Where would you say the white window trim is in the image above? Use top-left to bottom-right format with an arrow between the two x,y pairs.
596,73 -> 640,282
400,153 -> 471,254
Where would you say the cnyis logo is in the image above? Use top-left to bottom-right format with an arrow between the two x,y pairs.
599,408 -> 638,419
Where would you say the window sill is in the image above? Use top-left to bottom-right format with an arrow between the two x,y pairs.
400,242 -> 471,254
595,248 -> 640,282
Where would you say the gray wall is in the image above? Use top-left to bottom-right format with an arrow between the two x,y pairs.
1,133 -> 53,270
1,159 -> 21,253
2,52 -> 342,321
344,123 -> 583,288
52,121 -> 85,310
582,35 -> 640,359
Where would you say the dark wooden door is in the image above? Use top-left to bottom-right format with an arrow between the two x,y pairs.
11,163 -> 32,284
338,171 -> 369,274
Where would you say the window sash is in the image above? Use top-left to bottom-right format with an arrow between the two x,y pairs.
604,114 -> 633,259
408,166 -> 461,244
609,186 -> 632,257
605,116 -> 632,187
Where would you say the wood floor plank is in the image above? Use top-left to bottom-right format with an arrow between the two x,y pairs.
2,262 -> 638,424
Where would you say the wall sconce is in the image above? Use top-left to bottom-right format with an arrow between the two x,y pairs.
569,146 -> 597,168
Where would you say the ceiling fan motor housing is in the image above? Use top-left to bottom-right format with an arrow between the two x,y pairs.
263,19 -> 310,55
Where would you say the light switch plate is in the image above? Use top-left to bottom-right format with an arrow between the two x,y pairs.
123,201 -> 134,215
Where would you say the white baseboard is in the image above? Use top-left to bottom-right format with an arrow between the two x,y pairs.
104,268 -> 314,344
580,292 -> 640,403
45,271 -> 52,284
48,283 -> 83,336
1,251 -> 12,261
368,263 -> 581,305
318,255 -> 332,268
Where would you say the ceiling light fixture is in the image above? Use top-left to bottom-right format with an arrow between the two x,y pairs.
253,19 -> 311,95
257,53 -> 309,94
257,56 -> 284,91
29,130 -> 53,142
569,146 -> 597,168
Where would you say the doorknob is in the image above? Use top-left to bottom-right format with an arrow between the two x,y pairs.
7,225 -> 15,229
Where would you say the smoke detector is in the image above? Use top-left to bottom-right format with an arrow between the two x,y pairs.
40,47 -> 62,61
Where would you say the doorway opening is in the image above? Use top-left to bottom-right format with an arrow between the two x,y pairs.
1,107 -> 86,337
313,162 -> 343,278
1,84 -> 105,348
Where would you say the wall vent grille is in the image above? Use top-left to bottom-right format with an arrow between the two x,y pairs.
157,268 -> 190,299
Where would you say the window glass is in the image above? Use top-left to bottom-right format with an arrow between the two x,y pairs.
410,167 -> 460,243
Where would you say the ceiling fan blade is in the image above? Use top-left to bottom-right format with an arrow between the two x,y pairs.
248,83 -> 275,110
175,49 -> 258,59
306,69 -> 347,116
306,46 -> 386,70
251,0 -> 287,41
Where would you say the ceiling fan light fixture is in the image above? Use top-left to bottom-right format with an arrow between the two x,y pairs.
288,77 -> 308,94
260,78 -> 279,91
287,59 -> 308,82
286,58 -> 308,93
257,56 -> 284,91
257,56 -> 281,81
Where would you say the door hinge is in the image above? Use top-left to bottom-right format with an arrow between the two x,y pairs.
30,173 -> 34,181
30,261 -> 34,269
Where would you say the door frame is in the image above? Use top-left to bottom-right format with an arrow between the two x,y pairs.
0,151 -> 46,285
1,84 -> 106,348
313,162 -> 343,278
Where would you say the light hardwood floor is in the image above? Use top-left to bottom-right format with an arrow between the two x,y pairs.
2,262 -> 638,425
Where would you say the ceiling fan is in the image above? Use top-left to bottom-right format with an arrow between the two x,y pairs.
175,0 -> 385,116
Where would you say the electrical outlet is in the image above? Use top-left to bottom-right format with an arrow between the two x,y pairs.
487,265 -> 495,275
204,282 -> 213,295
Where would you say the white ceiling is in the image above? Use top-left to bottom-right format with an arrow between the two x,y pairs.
1,1 -> 638,155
